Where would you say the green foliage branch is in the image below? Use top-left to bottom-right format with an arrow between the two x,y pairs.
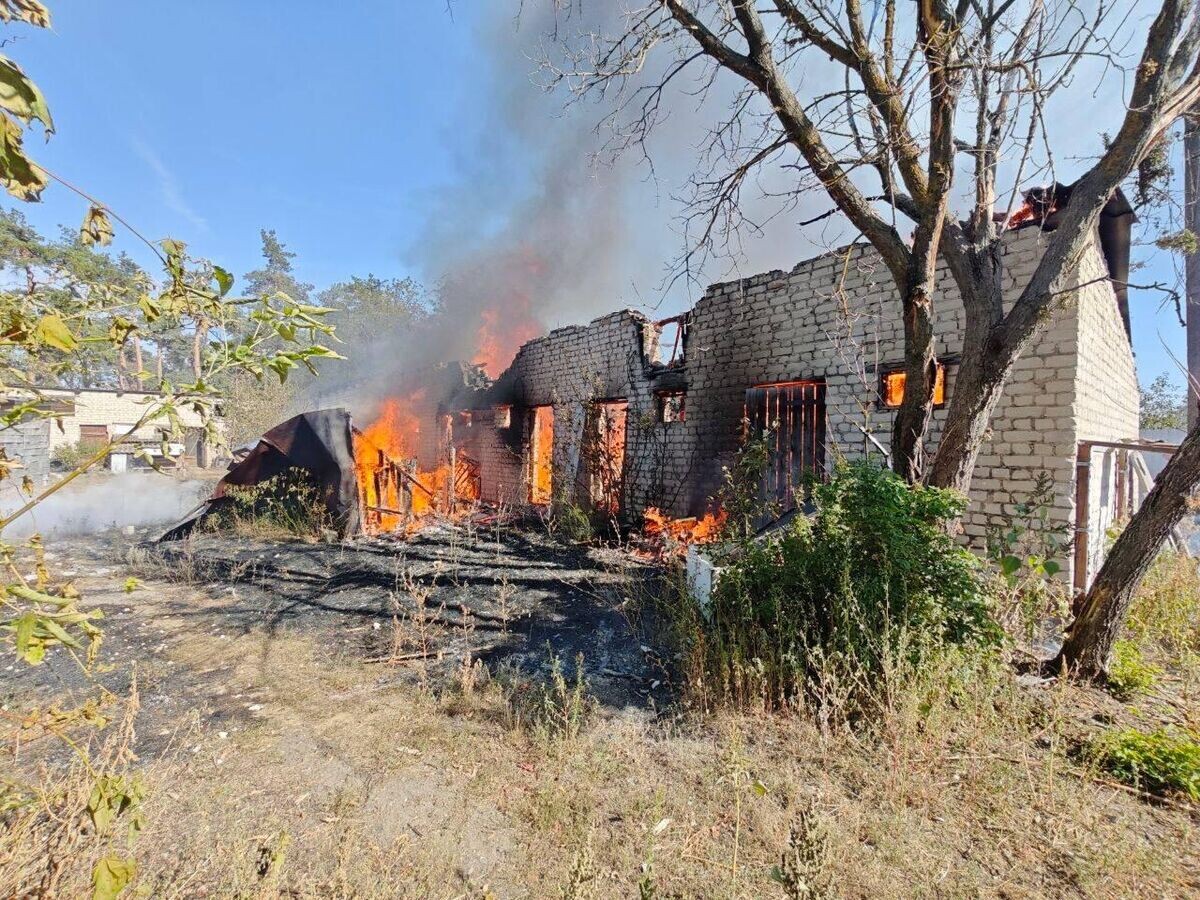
0,6 -> 340,895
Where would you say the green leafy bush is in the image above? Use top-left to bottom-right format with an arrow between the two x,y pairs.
1107,639 -> 1161,700
208,469 -> 330,538
700,462 -> 1000,713
1091,727 -> 1200,801
49,439 -> 88,472
552,497 -> 594,543
984,472 -> 1071,647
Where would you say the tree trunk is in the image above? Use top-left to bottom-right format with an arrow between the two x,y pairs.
156,342 -> 164,384
890,12 -> 960,485
1054,419 -> 1200,677
191,317 -> 208,380
892,186 -> 952,484
117,344 -> 129,391
931,219 -> 1095,494
925,335 -> 1016,493
892,283 -> 937,483
926,232 -> 1008,493
132,339 -> 143,381
1186,115 -> 1200,429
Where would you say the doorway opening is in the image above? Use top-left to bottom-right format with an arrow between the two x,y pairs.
586,399 -> 628,515
530,405 -> 554,505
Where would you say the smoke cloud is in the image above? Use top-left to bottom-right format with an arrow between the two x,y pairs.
1,475 -> 209,540
301,4 -> 829,421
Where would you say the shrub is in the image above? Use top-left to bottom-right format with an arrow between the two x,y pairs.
699,462 -> 1000,714
552,497 -> 594,543
717,431 -> 775,539
1106,639 -> 1161,700
1091,727 -> 1200,801
50,439 -> 89,472
984,472 -> 1072,647
208,469 -> 330,538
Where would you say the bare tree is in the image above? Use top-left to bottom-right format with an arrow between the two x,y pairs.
541,0 -> 1200,491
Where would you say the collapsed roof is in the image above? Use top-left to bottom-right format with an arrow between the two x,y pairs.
160,408 -> 361,541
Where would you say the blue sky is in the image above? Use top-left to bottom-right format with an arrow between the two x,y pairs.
3,1 -> 1189,389
9,2 -> 481,287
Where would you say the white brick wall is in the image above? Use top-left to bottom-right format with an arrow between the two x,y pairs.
37,388 -> 206,451
1070,245 -> 1141,582
453,227 -> 1138,585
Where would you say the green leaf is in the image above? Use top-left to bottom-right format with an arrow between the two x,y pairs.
999,555 -> 1022,577
159,239 -> 186,280
37,616 -> 83,649
0,54 -> 53,131
107,316 -> 137,345
137,295 -> 160,323
91,854 -> 136,900
88,791 -> 111,832
307,345 -> 346,360
212,265 -> 234,297
33,312 -> 78,351
13,610 -> 40,664
1043,559 -> 1062,577
80,205 -> 114,247
7,583 -> 77,607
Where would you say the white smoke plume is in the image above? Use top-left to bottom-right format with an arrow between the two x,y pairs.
300,4 -> 828,421
0,475 -> 209,540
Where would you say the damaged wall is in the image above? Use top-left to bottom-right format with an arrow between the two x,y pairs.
465,310 -> 679,512
457,226 -> 1137,585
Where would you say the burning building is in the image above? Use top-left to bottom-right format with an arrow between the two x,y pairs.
172,194 -> 1143,590
411,212 -> 1135,588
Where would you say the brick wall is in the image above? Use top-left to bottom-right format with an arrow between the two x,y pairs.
1071,244 -> 1141,582
0,418 -> 51,486
37,388 -> 206,451
468,310 -> 666,510
460,227 -> 1138,585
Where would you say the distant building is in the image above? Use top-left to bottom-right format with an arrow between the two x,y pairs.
0,387 -> 217,484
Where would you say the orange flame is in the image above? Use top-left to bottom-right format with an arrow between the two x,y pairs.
473,303 -> 540,377
357,249 -> 548,529
471,250 -> 544,376
355,391 -> 440,533
360,392 -> 425,461
530,405 -> 554,505
354,393 -> 485,534
641,506 -> 727,556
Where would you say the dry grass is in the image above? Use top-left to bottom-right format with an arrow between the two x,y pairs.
12,628 -> 1199,898
3,545 -> 1200,898
0,680 -> 146,898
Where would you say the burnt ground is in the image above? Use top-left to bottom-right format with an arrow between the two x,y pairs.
6,523 -> 1200,896
4,521 -> 671,761
149,522 -> 671,711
